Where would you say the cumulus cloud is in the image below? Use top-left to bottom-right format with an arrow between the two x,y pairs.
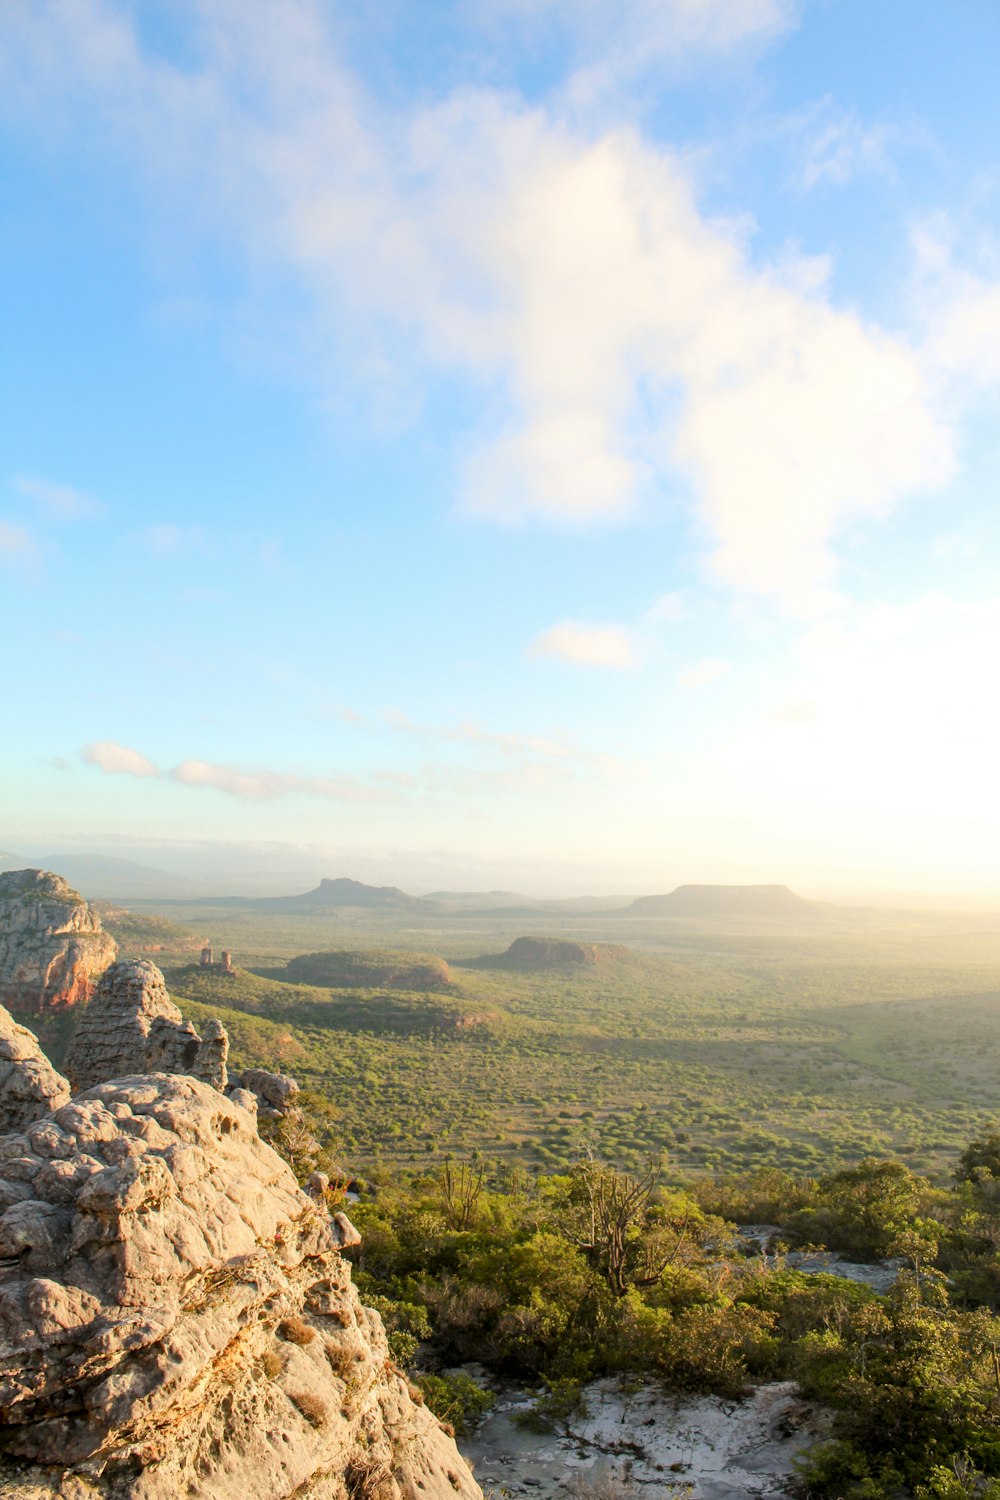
0,0 -> 978,611
81,741 -> 159,778
530,620 -> 636,668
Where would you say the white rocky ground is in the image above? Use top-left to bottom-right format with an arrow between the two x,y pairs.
461,1377 -> 830,1499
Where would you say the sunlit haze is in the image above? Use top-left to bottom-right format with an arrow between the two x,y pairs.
2,0 -> 999,898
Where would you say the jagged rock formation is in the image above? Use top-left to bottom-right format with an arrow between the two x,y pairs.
64,959 -> 229,1094
0,870 -> 117,1012
0,1005 -> 70,1131
239,1066 -> 299,1118
0,1061 -> 482,1496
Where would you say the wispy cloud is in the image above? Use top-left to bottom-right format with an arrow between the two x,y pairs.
171,759 -> 391,803
0,521 -> 38,569
785,99 -> 918,190
646,592 -> 688,623
530,620 -> 636,669
82,741 -> 159,777
12,474 -> 100,519
141,523 -> 204,556
677,656 -> 730,689
79,741 -> 397,804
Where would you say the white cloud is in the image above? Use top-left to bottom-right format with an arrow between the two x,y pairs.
911,220 -> 1000,390
79,741 -> 396,803
531,620 -> 635,668
786,101 -> 910,190
486,0 -> 798,77
142,524 -> 203,555
677,656 -> 729,688
0,1 -> 970,612
170,759 -> 393,804
81,741 -> 159,777
12,474 -> 99,518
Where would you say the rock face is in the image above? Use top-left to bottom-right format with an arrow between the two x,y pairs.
239,1066 -> 300,1118
0,1065 -> 482,1498
0,1005 -> 70,1132
0,870 -> 117,1013
64,959 -> 229,1094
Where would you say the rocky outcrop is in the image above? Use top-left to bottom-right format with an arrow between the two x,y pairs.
488,936 -> 630,969
64,960 -> 228,1094
0,1005 -> 70,1132
0,1068 -> 482,1498
238,1066 -> 300,1118
0,870 -> 117,1012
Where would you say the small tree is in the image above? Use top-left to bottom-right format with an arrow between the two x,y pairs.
440,1153 -> 485,1231
562,1157 -> 663,1297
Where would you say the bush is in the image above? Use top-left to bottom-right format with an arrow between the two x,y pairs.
413,1370 -> 494,1435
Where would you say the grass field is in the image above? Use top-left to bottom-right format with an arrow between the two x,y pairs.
113,900 -> 1000,1181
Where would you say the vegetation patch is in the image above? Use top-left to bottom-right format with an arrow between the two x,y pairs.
477,936 -> 632,970
284,949 -> 456,992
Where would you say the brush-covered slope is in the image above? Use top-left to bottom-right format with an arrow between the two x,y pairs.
285,949 -> 455,992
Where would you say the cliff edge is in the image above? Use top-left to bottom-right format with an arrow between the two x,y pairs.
0,870 -> 117,1013
0,1009 -> 482,1499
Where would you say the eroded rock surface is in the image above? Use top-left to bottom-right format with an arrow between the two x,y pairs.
0,1072 -> 482,1500
0,871 -> 117,1013
65,960 -> 229,1094
238,1065 -> 299,1118
0,1004 -> 70,1132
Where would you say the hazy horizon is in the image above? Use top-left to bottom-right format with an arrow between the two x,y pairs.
3,2 -> 999,895
6,834 -> 1000,911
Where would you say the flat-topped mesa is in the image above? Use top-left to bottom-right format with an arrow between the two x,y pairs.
65,958 -> 229,1093
0,1071 -> 481,1499
0,868 -> 117,1012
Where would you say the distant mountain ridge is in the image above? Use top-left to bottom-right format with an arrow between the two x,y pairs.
625,884 -> 820,917
186,877 -> 440,913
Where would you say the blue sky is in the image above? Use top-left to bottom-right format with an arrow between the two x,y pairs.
2,0 -> 1000,896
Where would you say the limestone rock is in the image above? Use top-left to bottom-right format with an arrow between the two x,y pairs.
0,871 -> 117,1013
0,1004 -> 70,1131
0,1072 -> 482,1500
64,960 -> 229,1094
